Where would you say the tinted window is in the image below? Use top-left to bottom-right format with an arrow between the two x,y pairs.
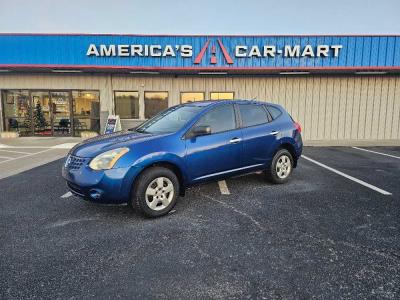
144,92 -> 168,119
196,104 -> 236,134
210,92 -> 234,100
181,92 -> 205,103
239,104 -> 269,127
115,91 -> 139,119
267,105 -> 282,119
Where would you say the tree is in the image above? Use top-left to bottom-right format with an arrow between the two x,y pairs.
23,106 -> 32,133
33,102 -> 48,130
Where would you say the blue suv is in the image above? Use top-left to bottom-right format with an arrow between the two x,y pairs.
62,100 -> 302,217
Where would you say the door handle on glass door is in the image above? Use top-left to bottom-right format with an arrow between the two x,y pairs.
229,137 -> 242,144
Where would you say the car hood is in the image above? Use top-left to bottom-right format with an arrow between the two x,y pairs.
70,131 -> 159,158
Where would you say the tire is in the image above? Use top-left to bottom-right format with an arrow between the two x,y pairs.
266,149 -> 294,184
131,167 -> 179,218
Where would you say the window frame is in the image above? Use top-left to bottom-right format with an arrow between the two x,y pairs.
180,91 -> 205,103
144,91 -> 169,120
185,103 -> 239,139
113,90 -> 140,120
236,103 -> 271,129
209,91 -> 235,100
265,104 -> 283,121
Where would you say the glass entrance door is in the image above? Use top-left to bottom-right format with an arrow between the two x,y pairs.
32,91 -> 52,136
51,91 -> 71,136
31,91 -> 71,136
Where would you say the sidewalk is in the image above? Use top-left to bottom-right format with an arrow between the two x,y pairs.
0,137 -> 82,180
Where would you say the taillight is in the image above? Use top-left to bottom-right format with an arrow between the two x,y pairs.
294,122 -> 302,133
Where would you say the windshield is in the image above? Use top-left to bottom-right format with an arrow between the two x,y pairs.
135,105 -> 203,134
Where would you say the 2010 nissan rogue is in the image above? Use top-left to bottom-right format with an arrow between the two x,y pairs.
62,100 -> 303,217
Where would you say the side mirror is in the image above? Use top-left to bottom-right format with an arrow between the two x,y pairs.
191,125 -> 211,137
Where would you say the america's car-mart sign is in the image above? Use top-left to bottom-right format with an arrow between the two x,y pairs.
0,34 -> 398,70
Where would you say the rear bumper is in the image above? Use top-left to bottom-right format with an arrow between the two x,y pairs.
62,164 -> 142,204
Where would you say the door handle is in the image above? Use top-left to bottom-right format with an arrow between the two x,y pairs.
270,131 -> 279,136
229,137 -> 242,144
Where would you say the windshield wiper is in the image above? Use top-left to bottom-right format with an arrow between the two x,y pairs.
135,128 -> 149,134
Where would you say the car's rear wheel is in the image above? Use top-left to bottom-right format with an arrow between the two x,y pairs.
266,149 -> 294,184
131,167 -> 179,218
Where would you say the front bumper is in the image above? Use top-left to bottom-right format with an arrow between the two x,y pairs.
62,160 -> 142,204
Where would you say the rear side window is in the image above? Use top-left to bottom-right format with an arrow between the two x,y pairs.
238,104 -> 269,127
267,105 -> 282,120
196,104 -> 236,134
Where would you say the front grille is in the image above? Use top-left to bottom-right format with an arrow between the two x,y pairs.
66,155 -> 87,170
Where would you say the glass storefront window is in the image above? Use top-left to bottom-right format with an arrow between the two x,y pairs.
1,90 -> 32,136
114,91 -> 139,119
144,91 -> 168,119
180,92 -> 205,103
72,91 -> 100,137
2,89 -> 100,137
210,92 -> 235,100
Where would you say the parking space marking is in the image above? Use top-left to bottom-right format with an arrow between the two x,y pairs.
0,155 -> 13,159
0,149 -> 31,154
61,191 -> 73,198
0,148 -> 55,165
0,145 -> 53,149
51,143 -> 77,149
0,143 -> 77,150
302,155 -> 392,196
218,180 -> 230,195
202,193 -> 265,231
352,146 -> 400,160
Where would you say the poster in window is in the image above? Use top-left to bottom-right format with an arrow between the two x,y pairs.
6,95 -> 14,104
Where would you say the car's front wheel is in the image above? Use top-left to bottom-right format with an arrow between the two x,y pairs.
266,149 -> 294,184
131,167 -> 179,217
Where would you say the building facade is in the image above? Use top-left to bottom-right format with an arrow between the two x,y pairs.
0,34 -> 399,144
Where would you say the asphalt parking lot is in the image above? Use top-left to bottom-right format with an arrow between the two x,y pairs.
0,146 -> 399,299
0,137 -> 80,179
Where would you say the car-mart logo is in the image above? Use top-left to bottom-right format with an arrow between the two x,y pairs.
193,39 -> 234,65
86,40 -> 343,64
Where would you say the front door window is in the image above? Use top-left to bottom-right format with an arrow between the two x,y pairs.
72,91 -> 100,137
51,91 -> 71,136
31,91 -> 52,136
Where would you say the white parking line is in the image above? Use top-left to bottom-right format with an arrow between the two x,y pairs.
302,155 -> 392,196
51,143 -> 77,149
0,149 -> 31,154
0,143 -> 77,150
218,180 -> 230,195
352,147 -> 400,160
0,148 -> 54,165
61,191 -> 73,198
0,155 -> 13,159
0,145 -> 52,149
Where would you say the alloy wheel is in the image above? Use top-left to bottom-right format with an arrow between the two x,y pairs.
145,177 -> 175,211
276,155 -> 291,179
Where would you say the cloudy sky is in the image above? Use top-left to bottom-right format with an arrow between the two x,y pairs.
0,0 -> 399,34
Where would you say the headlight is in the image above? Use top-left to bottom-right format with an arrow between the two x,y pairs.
89,147 -> 129,170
